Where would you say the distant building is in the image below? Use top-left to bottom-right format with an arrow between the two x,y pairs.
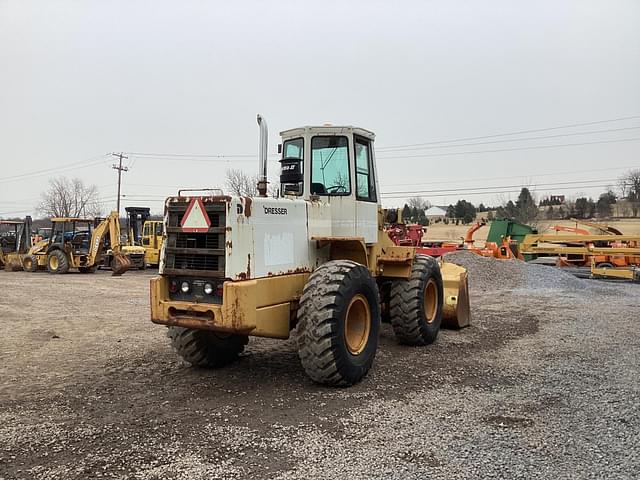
425,206 -> 447,220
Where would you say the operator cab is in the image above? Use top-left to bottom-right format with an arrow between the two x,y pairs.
279,125 -> 378,203
279,125 -> 380,243
49,218 -> 93,255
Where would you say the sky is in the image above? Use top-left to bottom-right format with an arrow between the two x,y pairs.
0,0 -> 639,217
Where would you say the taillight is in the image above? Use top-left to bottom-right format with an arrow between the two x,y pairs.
168,280 -> 178,293
216,285 -> 224,297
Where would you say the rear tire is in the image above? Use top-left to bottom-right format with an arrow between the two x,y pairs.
390,255 -> 443,345
167,327 -> 248,368
47,250 -> 69,274
596,262 -> 614,269
23,255 -> 39,272
297,260 -> 380,387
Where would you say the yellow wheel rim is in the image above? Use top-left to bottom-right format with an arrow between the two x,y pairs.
24,258 -> 32,269
49,255 -> 58,270
424,279 -> 438,324
344,294 -> 371,355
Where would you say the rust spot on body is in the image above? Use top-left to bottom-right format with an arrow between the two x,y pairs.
243,197 -> 252,217
246,253 -> 251,279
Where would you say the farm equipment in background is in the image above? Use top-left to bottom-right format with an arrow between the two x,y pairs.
32,227 -> 51,243
99,207 -> 147,270
519,232 -> 640,270
150,116 -> 471,387
122,206 -> 164,268
22,211 -> 133,275
141,219 -> 163,267
0,216 -> 32,271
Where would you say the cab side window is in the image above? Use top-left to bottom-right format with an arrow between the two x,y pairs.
355,137 -> 376,202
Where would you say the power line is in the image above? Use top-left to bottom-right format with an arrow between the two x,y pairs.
380,165 -> 635,189
376,114 -> 640,150
376,137 -> 640,160
376,125 -> 640,153
381,178 -> 617,196
0,155 -> 110,183
126,152 -> 278,159
381,184 -> 616,199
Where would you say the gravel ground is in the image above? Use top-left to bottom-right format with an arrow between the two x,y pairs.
0,261 -> 639,479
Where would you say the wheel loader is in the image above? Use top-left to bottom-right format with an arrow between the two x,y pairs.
22,211 -> 133,275
150,116 -> 470,386
0,216 -> 32,271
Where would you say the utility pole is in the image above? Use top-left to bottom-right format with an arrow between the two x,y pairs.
111,152 -> 129,215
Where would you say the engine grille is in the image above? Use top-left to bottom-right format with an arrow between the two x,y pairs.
164,198 -> 226,277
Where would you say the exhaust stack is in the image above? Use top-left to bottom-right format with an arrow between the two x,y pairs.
257,114 -> 268,197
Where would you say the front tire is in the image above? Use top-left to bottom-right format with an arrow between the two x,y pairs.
297,260 -> 380,387
23,255 -> 39,272
389,255 -> 444,345
167,327 -> 248,368
47,250 -> 69,274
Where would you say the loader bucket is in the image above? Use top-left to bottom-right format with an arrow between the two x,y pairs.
111,253 -> 133,276
439,262 -> 471,329
4,254 -> 24,272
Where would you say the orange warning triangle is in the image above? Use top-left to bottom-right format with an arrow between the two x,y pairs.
180,198 -> 211,232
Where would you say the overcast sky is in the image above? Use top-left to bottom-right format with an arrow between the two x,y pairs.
1,0 -> 639,217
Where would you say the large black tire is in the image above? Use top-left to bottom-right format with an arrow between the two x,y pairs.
47,250 -> 69,274
167,326 -> 248,368
23,255 -> 39,272
297,260 -> 380,387
389,255 -> 444,346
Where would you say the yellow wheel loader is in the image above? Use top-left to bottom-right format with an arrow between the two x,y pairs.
150,116 -> 470,386
0,216 -> 32,271
23,211 -> 133,275
141,220 -> 164,267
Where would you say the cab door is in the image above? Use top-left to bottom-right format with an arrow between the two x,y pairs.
354,136 -> 378,243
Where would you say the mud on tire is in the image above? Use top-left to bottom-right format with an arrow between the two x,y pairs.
296,260 -> 380,387
389,254 -> 444,345
167,326 -> 248,368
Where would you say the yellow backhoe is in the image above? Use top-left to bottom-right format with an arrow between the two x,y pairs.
22,211 -> 132,275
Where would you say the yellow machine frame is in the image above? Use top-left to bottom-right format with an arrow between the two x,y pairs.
142,220 -> 164,266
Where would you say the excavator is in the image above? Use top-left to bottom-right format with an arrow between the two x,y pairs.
22,211 -> 132,275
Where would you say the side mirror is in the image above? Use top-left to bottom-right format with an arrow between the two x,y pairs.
277,143 -> 282,154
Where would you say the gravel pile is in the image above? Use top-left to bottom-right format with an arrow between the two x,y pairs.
443,250 -> 590,293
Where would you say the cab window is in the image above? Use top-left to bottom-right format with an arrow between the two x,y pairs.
355,136 -> 376,202
283,138 -> 303,159
311,136 -> 350,195
280,138 -> 304,196
155,222 -> 163,236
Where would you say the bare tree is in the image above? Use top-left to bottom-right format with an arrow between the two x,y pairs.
38,177 -> 102,218
225,168 -> 259,197
619,169 -> 640,216
407,196 -> 431,211
225,168 -> 281,198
